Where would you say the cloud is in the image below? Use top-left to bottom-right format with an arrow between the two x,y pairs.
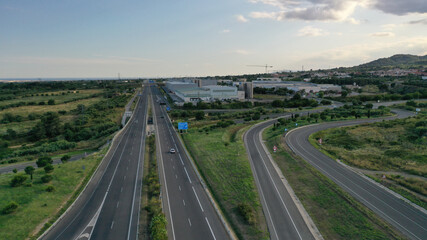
249,11 -> 280,20
370,32 -> 395,37
247,0 -> 427,23
408,18 -> 427,25
297,26 -> 329,37
221,29 -> 231,33
372,0 -> 427,15
236,15 -> 249,22
234,49 -> 251,55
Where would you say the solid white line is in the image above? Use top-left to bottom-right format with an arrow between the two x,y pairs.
288,130 -> 425,240
192,186 -> 204,212
184,167 -> 192,183
253,129 -> 303,240
244,130 -> 280,240
188,218 -> 192,227
151,92 -> 176,240
178,154 -> 184,166
128,95 -> 148,240
205,217 -> 217,240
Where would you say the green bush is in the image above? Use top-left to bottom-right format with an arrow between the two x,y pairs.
1,201 -> 18,215
10,175 -> 27,187
41,174 -> 53,183
36,156 -> 53,168
150,214 -> 168,240
44,164 -> 54,173
45,185 -> 55,192
61,154 -> 71,163
237,202 -> 256,225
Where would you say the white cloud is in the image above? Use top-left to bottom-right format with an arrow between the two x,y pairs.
297,26 -> 329,37
221,29 -> 231,33
236,15 -> 249,22
233,49 -> 251,55
370,32 -> 395,37
249,11 -> 280,20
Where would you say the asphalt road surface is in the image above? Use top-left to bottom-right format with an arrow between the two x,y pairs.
151,86 -> 230,240
245,116 -> 316,240
41,87 -> 148,240
285,109 -> 427,240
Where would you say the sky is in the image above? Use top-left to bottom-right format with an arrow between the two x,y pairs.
0,0 -> 426,78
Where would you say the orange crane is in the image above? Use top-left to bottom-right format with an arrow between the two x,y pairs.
247,64 -> 273,73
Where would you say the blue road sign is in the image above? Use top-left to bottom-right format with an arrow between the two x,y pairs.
178,122 -> 188,130
166,106 -> 171,111
285,128 -> 288,132
295,123 -> 298,126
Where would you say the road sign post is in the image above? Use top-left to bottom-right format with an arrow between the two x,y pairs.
273,145 -> 277,153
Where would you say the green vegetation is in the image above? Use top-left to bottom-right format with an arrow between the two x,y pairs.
311,103 -> 426,208
0,148 -> 106,240
263,126 -> 404,239
0,80 -> 140,166
142,135 -> 167,240
182,123 -> 268,240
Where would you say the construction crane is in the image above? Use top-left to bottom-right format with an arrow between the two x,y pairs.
247,64 -> 273,73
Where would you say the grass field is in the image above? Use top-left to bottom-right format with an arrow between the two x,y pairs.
0,148 -> 106,240
253,94 -> 284,100
0,115 -> 75,136
182,123 -> 268,240
0,97 -> 102,118
263,126 -> 404,240
0,89 -> 102,107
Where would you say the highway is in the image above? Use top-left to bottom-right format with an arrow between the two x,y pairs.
41,87 -> 148,240
285,109 -> 427,240
150,86 -> 230,240
244,114 -> 317,240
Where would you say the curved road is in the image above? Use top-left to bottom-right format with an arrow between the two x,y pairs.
245,115 -> 317,240
285,109 -> 427,240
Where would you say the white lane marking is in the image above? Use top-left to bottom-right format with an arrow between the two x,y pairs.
175,174 -> 178,179
192,186 -> 204,212
244,131 -> 279,240
116,201 -> 120,208
179,185 -> 181,191
124,175 -> 126,180
121,187 -> 123,193
205,217 -> 217,240
288,130 -> 425,239
253,130 -> 303,240
178,154 -> 184,166
184,167 -> 192,183
188,218 -> 192,227
111,221 -> 114,229
183,199 -> 186,206
173,166 -> 175,170
126,166 -> 128,170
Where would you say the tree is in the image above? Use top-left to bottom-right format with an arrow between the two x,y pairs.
341,91 -> 348,97
48,99 -> 55,105
61,155 -> 71,163
36,156 -> 53,168
365,103 -> 373,109
44,164 -> 54,173
41,112 -> 62,138
272,100 -> 283,108
12,168 -> 17,173
318,91 -> 324,98
1,201 -> 18,214
25,166 -> 35,180
195,111 -> 205,120
10,175 -> 27,187
5,128 -> 17,140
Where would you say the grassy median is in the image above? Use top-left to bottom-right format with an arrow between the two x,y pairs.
182,123 -> 268,240
263,125 -> 405,240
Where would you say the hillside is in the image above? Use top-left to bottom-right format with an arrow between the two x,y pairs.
355,54 -> 427,70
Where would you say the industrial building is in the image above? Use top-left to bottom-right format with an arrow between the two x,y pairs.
165,81 -> 244,102
252,81 -> 341,93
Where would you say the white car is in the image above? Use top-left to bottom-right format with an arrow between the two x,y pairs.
170,148 -> 176,154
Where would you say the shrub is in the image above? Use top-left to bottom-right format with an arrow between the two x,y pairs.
41,174 -> 53,183
150,214 -> 168,240
10,175 -> 27,187
45,185 -> 55,192
44,164 -> 54,173
1,201 -> 18,215
61,154 -> 71,163
12,168 -> 17,173
36,156 -> 53,168
237,202 -> 256,225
